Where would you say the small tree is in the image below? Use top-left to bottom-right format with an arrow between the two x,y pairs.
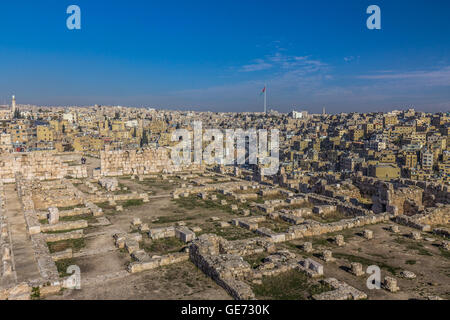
13,108 -> 21,119
140,130 -> 148,147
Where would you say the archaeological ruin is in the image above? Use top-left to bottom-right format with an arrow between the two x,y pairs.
0,149 -> 449,300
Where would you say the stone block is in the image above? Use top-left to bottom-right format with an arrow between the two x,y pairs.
410,231 -> 422,240
382,276 -> 400,292
48,207 -> 59,224
321,250 -> 335,262
388,225 -> 400,233
175,226 -> 196,243
363,229 -> 373,240
400,270 -> 416,279
350,262 -> 364,276
132,218 -> 142,226
333,235 -> 345,247
301,242 -> 313,253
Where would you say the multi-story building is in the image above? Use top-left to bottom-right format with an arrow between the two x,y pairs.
421,149 -> 434,170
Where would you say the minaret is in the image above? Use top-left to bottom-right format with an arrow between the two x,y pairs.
11,95 -> 16,117
322,106 -> 326,115
264,84 -> 267,114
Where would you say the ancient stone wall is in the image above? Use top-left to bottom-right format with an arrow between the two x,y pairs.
189,234 -> 256,300
100,147 -> 202,176
397,179 -> 450,205
354,176 -> 448,215
285,213 -> 392,240
0,152 -> 87,183
353,177 -> 424,215
306,193 -> 371,217
394,205 -> 450,231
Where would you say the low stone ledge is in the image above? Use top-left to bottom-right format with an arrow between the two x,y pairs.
44,230 -> 84,243
51,249 -> 73,262
0,282 -> 31,300
148,226 -> 176,240
41,220 -> 88,233
127,252 -> 189,273
312,278 -> 367,300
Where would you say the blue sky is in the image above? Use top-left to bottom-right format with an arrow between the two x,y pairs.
0,0 -> 449,113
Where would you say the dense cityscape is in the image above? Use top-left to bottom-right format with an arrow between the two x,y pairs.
1,97 -> 449,183
0,96 -> 448,300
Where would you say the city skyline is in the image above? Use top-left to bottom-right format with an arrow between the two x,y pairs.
0,0 -> 449,113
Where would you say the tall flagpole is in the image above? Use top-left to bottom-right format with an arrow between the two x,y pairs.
264,83 -> 267,114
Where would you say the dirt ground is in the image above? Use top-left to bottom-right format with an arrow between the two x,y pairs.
280,223 -> 450,300
51,261 -> 231,300
37,171 -> 449,300
45,174 -> 244,300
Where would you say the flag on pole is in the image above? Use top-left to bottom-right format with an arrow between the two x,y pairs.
260,86 -> 266,95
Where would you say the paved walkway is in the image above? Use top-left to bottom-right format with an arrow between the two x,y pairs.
3,184 -> 40,283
